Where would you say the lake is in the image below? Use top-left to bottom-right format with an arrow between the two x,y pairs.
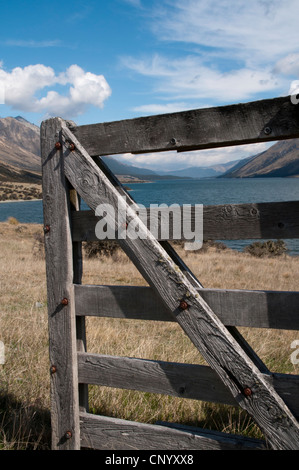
1,177 -> 299,254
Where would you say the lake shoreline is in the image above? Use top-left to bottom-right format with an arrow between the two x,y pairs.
0,198 -> 42,204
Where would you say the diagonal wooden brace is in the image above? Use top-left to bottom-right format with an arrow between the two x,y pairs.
60,121 -> 299,450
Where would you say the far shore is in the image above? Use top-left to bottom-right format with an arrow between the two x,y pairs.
0,198 -> 42,204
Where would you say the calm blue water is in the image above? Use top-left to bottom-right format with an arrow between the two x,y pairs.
1,177 -> 299,254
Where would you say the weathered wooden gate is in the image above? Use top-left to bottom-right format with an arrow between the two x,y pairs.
41,96 -> 299,450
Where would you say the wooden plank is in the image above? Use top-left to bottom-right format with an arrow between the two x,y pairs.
62,124 -> 299,449
70,187 -> 89,414
71,200 -> 299,242
41,118 -> 80,450
74,284 -> 299,331
70,96 -> 299,156
77,353 -> 299,419
79,412 -> 266,450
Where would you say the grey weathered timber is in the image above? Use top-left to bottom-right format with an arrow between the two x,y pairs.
77,352 -> 299,419
70,96 -> 299,156
71,200 -> 299,242
41,118 -> 80,450
79,412 -> 266,450
61,124 -> 299,450
74,284 -> 299,330
69,188 -> 89,414
93,156 -> 269,376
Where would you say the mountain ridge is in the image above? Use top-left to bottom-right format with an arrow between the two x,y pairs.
223,139 -> 299,178
2,115 -> 299,184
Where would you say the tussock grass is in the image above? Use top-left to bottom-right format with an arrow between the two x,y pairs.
0,222 -> 298,449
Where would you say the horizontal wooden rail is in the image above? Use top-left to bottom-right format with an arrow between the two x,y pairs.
71,201 -> 299,242
75,284 -> 299,330
78,352 -> 299,419
79,412 -> 266,450
70,96 -> 299,156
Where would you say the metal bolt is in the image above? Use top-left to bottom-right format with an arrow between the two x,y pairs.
65,431 -> 72,440
243,387 -> 253,397
61,298 -> 69,306
43,225 -> 50,234
170,138 -> 177,145
50,365 -> 57,375
264,127 -> 272,135
69,143 -> 76,151
55,142 -> 62,150
179,300 -> 189,310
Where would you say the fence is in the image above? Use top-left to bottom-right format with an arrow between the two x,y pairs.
41,95 -> 299,450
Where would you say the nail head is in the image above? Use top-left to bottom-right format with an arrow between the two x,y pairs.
61,298 -> 69,306
264,127 -> 272,135
243,387 -> 253,397
50,365 -> 57,374
179,300 -> 189,310
55,142 -> 62,150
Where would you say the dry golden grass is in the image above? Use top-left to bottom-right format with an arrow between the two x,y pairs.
0,221 -> 298,449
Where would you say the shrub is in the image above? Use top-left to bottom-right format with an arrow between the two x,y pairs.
7,217 -> 19,225
83,240 -> 119,258
244,239 -> 287,258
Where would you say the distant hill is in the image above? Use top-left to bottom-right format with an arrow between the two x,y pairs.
223,139 -> 299,178
159,159 -> 241,179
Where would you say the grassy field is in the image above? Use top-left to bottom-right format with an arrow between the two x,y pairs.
0,219 -> 298,449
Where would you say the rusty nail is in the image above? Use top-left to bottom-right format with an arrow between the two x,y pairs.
243,387 -> 253,397
65,431 -> 72,439
69,143 -> 76,151
44,225 -> 50,234
264,127 -> 272,135
179,300 -> 189,310
61,298 -> 69,306
55,142 -> 62,150
50,365 -> 57,375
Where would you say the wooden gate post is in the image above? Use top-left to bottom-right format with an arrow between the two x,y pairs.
41,118 -> 80,450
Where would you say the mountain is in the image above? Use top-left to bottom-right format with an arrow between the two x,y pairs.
158,159 -> 242,178
0,116 -> 186,183
223,139 -> 299,178
0,116 -> 41,182
101,156 -> 157,179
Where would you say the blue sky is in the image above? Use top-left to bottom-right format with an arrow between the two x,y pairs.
1,0 -> 299,171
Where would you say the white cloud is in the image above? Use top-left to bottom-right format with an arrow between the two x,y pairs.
122,0 -> 299,112
123,54 -> 281,103
274,54 -> 299,76
151,0 -> 299,67
0,63 -> 111,118
132,102 -> 189,114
